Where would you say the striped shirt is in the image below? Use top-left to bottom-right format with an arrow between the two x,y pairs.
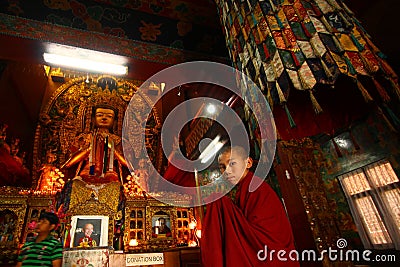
17,235 -> 63,266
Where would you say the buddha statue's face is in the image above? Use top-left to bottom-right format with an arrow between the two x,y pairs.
95,108 -> 115,129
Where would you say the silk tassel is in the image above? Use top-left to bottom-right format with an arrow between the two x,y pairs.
309,90 -> 323,114
354,18 -> 371,38
265,82 -> 274,108
372,77 -> 391,102
246,0 -> 252,11
350,33 -> 364,52
298,72 -> 310,90
276,81 -> 286,104
284,104 -> 296,128
275,14 -> 284,29
344,57 -> 357,76
355,79 -> 373,102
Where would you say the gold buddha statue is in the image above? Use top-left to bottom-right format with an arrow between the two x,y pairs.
61,104 -> 129,184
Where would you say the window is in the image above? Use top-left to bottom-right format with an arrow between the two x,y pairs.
338,159 -> 400,249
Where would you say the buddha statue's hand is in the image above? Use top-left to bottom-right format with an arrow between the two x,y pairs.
60,147 -> 91,169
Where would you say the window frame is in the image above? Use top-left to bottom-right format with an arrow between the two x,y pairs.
338,159 -> 400,249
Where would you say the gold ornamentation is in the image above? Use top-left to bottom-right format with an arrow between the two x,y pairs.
147,191 -> 192,207
32,74 -> 162,187
69,180 -> 121,213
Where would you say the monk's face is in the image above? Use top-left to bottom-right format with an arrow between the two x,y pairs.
83,223 -> 94,237
218,150 -> 252,185
159,218 -> 166,229
95,108 -> 115,129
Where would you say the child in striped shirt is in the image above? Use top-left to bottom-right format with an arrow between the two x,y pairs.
17,212 -> 62,267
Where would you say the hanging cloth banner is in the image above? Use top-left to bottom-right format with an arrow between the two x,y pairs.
315,0 -> 335,14
298,62 -> 317,90
215,0 -> 400,118
297,40 -> 317,58
346,51 -> 369,75
287,69 -> 302,90
309,15 -> 328,33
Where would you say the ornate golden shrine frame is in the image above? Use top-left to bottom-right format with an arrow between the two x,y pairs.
32,75 -> 163,186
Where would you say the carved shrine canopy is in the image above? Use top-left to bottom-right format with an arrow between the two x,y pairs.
33,75 -> 162,187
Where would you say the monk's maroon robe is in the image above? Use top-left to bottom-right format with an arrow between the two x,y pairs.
201,172 -> 299,267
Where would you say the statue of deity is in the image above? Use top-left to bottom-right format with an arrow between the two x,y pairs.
36,150 -> 57,191
55,104 -> 129,235
61,104 -> 129,184
134,158 -> 150,192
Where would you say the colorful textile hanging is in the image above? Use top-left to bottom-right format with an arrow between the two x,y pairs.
215,0 -> 400,117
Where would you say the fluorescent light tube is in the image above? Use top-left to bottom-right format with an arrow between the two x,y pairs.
43,53 -> 128,75
200,141 -> 225,164
43,43 -> 128,75
199,135 -> 226,164
199,135 -> 221,161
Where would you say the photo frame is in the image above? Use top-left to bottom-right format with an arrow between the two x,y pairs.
70,215 -> 109,248
146,206 -> 176,240
151,212 -> 172,238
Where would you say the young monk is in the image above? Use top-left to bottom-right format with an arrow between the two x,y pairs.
201,146 -> 299,267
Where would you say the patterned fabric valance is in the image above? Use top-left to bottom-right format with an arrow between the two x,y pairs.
215,0 -> 399,120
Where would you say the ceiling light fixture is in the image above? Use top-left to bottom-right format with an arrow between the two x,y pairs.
43,43 -> 128,75
206,104 -> 216,115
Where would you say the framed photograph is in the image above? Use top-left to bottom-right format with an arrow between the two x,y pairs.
151,213 -> 172,238
70,215 -> 109,248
